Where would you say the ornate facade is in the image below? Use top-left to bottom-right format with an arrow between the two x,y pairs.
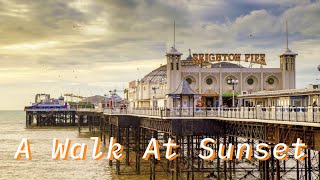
128,44 -> 298,108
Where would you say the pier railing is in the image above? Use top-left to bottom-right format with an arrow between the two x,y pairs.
103,106 -> 320,123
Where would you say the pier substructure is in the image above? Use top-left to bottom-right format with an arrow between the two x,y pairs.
107,115 -> 144,175
83,112 -> 320,179
25,110 -> 76,127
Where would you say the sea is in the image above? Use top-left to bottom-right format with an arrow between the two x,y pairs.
1,111 -> 309,180
0,110 -> 151,180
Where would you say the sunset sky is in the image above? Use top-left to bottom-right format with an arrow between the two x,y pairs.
0,0 -> 319,110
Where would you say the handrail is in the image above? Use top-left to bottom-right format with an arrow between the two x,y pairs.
102,106 -> 320,123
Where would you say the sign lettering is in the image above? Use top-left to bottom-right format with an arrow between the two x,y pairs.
193,53 -> 266,65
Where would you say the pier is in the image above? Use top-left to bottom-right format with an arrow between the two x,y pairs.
75,106 -> 320,180
25,108 -> 76,127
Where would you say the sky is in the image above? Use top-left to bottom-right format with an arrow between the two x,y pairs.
0,0 -> 320,110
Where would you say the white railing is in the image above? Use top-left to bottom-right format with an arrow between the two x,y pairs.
103,106 -> 320,123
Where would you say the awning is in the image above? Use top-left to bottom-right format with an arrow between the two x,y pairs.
202,89 -> 219,97
222,93 -> 239,97
202,93 -> 219,97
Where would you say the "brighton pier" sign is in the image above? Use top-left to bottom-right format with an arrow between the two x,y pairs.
193,53 -> 266,65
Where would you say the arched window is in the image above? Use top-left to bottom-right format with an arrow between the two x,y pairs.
171,62 -> 174,70
176,62 -> 179,70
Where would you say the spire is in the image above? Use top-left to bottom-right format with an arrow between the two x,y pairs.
281,21 -> 297,56
186,49 -> 192,60
173,20 -> 175,49
286,20 -> 288,49
167,20 -> 182,56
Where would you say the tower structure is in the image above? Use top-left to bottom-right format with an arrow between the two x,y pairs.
166,21 -> 183,107
280,21 -> 298,89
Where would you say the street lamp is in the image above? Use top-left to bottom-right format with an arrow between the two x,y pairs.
227,79 -> 239,107
109,90 -> 113,108
103,94 -> 107,109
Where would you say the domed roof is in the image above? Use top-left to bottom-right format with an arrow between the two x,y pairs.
141,65 -> 167,83
58,95 -> 64,100
211,62 -> 244,68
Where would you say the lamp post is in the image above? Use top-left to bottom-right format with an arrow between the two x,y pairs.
227,79 -> 239,107
104,94 -> 107,109
109,90 -> 113,108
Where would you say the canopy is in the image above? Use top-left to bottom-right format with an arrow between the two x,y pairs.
167,80 -> 199,97
222,93 -> 239,97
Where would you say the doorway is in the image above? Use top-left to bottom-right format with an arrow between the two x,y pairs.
206,97 -> 214,107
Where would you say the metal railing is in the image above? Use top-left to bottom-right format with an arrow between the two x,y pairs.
103,106 -> 320,123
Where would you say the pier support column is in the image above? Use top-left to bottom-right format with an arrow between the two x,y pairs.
78,115 -> 83,133
26,112 -> 29,127
116,127 -> 121,175
125,128 -> 130,166
72,111 -> 76,126
173,136 -> 180,180
135,127 -> 141,175
109,124 -> 113,167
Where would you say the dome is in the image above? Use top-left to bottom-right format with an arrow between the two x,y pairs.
211,62 -> 244,68
58,96 -> 64,100
141,65 -> 167,83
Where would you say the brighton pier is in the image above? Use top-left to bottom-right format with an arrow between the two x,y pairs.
24,24 -> 320,179
24,105 -> 320,179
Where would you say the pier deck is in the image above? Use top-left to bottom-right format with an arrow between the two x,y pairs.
75,107 -> 320,180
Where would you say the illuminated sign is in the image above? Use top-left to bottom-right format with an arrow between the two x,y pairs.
192,53 -> 266,65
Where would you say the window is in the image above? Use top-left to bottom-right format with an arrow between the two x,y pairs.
186,78 -> 192,84
171,62 -> 174,70
176,63 -> 179,70
206,78 -> 213,85
247,78 -> 254,85
267,78 -> 274,85
291,63 -> 294,70
285,63 -> 288,71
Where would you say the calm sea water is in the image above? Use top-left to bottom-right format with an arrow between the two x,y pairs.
1,111 -> 308,179
0,110 -> 150,180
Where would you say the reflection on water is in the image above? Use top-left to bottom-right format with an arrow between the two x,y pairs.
0,111 -> 128,180
0,111 -> 169,180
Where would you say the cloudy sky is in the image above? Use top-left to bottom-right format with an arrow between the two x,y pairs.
0,0 -> 319,110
